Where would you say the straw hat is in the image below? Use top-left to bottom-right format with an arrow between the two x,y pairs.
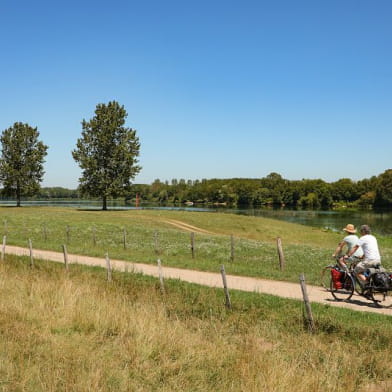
343,224 -> 356,234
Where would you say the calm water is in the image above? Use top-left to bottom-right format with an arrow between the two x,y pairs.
224,208 -> 392,236
1,200 -> 392,236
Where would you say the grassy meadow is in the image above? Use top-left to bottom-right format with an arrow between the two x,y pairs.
1,254 -> 392,391
1,206 -> 392,286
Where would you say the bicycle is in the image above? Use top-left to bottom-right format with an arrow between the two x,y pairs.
320,257 -> 363,296
320,257 -> 392,308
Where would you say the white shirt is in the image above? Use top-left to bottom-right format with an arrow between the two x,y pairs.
358,234 -> 381,261
344,234 -> 364,258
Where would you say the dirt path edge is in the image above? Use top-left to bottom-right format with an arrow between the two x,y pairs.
5,245 -> 391,316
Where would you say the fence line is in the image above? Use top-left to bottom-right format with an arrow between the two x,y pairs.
0,221 -> 289,271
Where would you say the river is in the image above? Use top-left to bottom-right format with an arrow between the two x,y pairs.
225,207 -> 392,236
1,200 -> 392,236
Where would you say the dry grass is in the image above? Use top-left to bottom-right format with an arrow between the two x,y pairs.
1,256 -> 392,391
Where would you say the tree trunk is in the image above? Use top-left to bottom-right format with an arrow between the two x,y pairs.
102,195 -> 107,210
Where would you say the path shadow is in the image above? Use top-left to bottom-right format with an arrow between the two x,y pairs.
324,296 -> 380,309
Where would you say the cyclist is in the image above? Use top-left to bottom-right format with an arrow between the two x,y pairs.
345,224 -> 381,285
332,223 -> 363,269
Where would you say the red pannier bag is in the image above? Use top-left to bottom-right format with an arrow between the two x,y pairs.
331,268 -> 343,289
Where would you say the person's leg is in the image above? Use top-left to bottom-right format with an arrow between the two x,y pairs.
338,256 -> 347,270
354,261 -> 367,283
357,273 -> 367,282
359,260 -> 381,282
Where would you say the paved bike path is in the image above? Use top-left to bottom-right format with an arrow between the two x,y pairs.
5,245 -> 392,316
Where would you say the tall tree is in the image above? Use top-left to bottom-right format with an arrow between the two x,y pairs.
72,101 -> 141,210
0,122 -> 48,207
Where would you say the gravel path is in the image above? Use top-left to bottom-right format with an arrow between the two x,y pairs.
5,245 -> 392,316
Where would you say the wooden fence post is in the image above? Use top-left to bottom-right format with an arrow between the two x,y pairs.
190,232 -> 195,259
230,235 -> 235,262
62,244 -> 69,271
28,239 -> 34,268
105,252 -> 112,282
220,265 -> 232,309
1,235 -> 6,262
123,228 -> 127,250
277,237 -> 285,271
299,273 -> 315,332
157,258 -> 165,294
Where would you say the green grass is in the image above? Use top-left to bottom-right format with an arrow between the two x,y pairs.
1,206 -> 392,287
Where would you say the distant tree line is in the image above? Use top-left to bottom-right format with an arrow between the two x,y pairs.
127,170 -> 392,209
0,187 -> 79,200
2,169 -> 392,210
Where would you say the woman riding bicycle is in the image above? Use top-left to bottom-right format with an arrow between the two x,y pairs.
332,224 -> 363,269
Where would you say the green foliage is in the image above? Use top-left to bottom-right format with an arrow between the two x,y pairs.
330,178 -> 359,202
37,187 -> 79,198
356,191 -> 376,208
72,101 -> 141,210
0,122 -> 48,206
375,169 -> 392,207
298,192 -> 320,208
127,175 -> 335,208
123,169 -> 392,210
357,175 -> 379,195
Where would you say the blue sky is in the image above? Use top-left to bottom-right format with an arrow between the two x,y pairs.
1,0 -> 391,188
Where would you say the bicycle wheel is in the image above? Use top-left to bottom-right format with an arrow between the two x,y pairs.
330,273 -> 354,301
320,265 -> 334,290
354,277 -> 365,295
369,289 -> 392,308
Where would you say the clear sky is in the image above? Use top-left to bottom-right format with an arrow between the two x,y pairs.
1,0 -> 391,188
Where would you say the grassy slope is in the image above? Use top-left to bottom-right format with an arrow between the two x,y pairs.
1,255 -> 392,391
1,207 -> 392,287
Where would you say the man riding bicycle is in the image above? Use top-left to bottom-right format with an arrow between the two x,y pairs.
344,224 -> 382,286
